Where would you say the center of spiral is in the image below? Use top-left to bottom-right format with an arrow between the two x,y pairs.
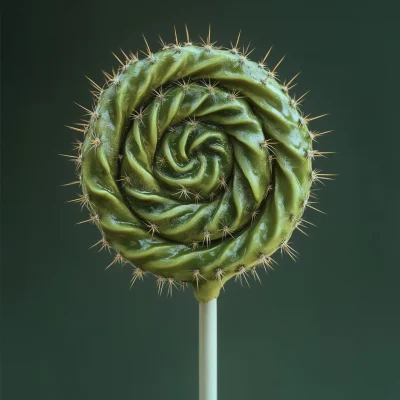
153,120 -> 233,202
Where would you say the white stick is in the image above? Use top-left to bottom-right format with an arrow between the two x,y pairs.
199,298 -> 217,400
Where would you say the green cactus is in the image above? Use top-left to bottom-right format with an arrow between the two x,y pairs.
63,27 -> 334,302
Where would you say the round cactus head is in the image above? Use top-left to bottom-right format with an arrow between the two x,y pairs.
63,27 -> 334,302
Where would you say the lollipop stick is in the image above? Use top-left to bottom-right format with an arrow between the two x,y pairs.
199,298 -> 217,400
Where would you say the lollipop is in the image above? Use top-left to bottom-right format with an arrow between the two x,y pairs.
63,28 -> 333,302
63,27 -> 334,399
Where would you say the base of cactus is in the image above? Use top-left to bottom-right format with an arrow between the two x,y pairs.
193,280 -> 225,303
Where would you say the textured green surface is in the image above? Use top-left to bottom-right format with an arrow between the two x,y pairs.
77,42 -> 313,302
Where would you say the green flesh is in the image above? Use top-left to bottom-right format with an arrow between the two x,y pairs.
80,45 -> 313,302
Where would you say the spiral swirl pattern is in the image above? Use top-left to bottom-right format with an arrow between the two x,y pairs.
75,39 -> 316,301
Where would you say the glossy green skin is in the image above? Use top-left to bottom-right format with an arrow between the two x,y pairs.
80,45 -> 313,302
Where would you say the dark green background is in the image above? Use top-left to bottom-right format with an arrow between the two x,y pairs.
2,4 -> 399,400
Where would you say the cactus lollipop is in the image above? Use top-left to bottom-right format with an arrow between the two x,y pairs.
63,26 -> 334,399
